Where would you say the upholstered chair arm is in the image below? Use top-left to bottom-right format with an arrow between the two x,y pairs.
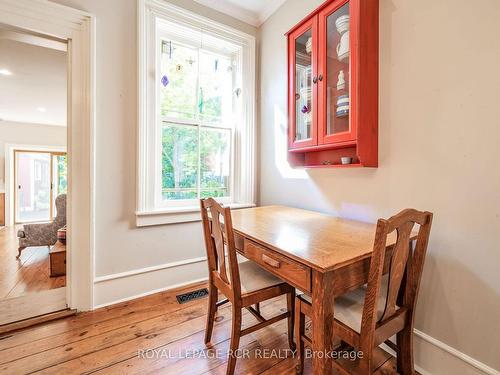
18,222 -> 58,247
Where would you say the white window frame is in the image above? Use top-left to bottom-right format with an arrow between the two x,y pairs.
137,0 -> 256,226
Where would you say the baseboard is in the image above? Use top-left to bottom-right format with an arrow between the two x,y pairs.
93,256 -> 207,283
92,256 -> 208,308
413,329 -> 499,375
381,331 -> 499,375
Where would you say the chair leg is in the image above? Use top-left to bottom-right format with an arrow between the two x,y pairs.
397,325 -> 415,375
226,307 -> 242,375
16,247 -> 25,259
255,302 -> 260,315
287,289 -> 296,351
358,357 -> 373,375
204,283 -> 218,345
358,339 -> 374,375
294,297 -> 305,375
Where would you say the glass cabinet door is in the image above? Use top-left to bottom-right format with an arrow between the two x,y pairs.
289,18 -> 318,149
318,1 -> 356,144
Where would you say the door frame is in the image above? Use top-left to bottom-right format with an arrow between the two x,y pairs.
0,0 -> 96,311
13,148 -> 67,224
5,144 -> 66,227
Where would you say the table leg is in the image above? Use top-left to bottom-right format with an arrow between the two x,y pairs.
311,269 -> 335,375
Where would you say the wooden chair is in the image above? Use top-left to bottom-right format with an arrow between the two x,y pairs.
295,209 -> 433,374
200,198 -> 296,375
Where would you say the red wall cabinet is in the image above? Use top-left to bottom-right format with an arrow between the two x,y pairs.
287,0 -> 379,168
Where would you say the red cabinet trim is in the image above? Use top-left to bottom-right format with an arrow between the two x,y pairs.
317,0 -> 356,145
286,0 -> 378,168
288,17 -> 318,149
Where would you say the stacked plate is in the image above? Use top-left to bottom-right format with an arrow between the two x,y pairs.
335,15 -> 349,34
336,94 -> 349,117
305,37 -> 312,54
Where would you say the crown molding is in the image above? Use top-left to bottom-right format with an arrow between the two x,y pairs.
257,0 -> 286,25
192,0 -> 286,27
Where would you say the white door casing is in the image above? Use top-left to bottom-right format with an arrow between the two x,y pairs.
0,0 -> 96,311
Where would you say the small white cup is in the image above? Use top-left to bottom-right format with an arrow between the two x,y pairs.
340,157 -> 353,165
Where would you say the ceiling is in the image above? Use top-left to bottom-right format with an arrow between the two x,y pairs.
0,29 -> 67,126
193,0 -> 286,26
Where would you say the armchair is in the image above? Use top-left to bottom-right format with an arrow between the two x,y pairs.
17,194 -> 66,258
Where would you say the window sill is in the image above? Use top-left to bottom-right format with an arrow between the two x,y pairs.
135,203 -> 256,227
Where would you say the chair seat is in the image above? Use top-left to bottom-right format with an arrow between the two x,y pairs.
238,260 -> 286,294
301,275 -> 392,333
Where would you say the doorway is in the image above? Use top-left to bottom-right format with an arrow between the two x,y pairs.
0,25 -> 70,327
1,0 -> 95,321
14,150 -> 68,224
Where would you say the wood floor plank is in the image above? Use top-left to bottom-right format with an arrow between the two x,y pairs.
5,247 -> 53,298
260,356 -> 311,375
199,332 -> 292,375
0,281 -> 407,375
0,286 -> 213,363
0,299 -> 209,373
88,299 -> 288,375
0,288 -> 67,326
41,298 -> 284,375
0,309 -> 76,336
0,225 -> 65,300
0,281 -> 207,351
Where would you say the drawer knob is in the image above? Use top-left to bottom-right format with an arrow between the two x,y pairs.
262,254 -> 281,268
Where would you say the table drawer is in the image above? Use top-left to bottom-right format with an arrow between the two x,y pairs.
243,239 -> 311,292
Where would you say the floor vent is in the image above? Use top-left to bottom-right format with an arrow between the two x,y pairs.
176,288 -> 209,304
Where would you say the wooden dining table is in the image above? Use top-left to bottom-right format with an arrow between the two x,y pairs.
230,205 -> 406,375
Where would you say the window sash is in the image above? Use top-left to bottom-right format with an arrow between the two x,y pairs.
157,36 -> 237,128
156,28 -> 237,208
157,121 -> 233,208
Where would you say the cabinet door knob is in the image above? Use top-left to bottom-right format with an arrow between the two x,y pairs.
312,76 -> 318,84
318,74 -> 323,82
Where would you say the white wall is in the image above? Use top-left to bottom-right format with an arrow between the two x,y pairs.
259,0 -> 500,374
0,121 -> 67,190
49,0 -> 256,306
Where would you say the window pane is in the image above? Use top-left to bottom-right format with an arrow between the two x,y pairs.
159,40 -> 198,120
16,152 -> 51,222
52,154 -> 67,218
198,51 -> 233,125
200,127 -> 230,198
162,123 -> 198,200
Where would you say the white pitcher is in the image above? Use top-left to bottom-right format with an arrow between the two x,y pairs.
336,31 -> 349,62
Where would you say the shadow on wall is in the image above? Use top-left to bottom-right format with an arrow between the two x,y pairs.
273,105 -> 308,180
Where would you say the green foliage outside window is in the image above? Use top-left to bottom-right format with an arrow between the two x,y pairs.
159,39 -> 234,201
57,155 -> 68,194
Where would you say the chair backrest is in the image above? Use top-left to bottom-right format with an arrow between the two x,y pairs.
200,198 -> 241,299
54,194 -> 67,228
361,209 -> 433,337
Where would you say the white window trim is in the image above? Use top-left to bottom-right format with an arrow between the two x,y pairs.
137,0 -> 256,226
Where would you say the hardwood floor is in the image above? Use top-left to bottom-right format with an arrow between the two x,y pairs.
0,225 -> 66,300
0,282 -> 404,374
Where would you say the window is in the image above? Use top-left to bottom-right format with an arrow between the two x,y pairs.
137,1 -> 256,226
159,36 -> 234,204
